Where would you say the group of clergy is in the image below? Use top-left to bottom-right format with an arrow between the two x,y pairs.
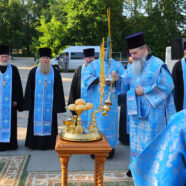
0,46 -> 66,151
0,31 -> 186,184
69,32 -> 186,183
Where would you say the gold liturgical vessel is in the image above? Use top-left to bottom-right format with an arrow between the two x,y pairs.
60,8 -> 115,142
60,98 -> 104,141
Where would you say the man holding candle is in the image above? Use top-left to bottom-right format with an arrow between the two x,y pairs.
83,41 -> 125,159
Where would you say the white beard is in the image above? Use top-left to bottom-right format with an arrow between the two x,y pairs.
131,57 -> 146,76
39,63 -> 51,74
0,61 -> 9,66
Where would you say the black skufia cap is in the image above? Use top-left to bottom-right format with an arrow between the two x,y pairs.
125,32 -> 146,49
0,45 -> 9,55
83,48 -> 95,57
39,48 -> 51,58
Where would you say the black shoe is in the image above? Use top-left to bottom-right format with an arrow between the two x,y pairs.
126,169 -> 132,177
107,148 -> 115,159
90,154 -> 95,159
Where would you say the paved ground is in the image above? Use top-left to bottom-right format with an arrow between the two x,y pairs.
0,57 -> 130,172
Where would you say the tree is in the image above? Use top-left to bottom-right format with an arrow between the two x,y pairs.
34,0 -> 127,55
0,0 -> 24,51
34,16 -> 65,56
123,0 -> 185,59
0,0 -> 51,55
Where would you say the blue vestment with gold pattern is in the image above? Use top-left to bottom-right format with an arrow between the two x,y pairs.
84,59 -> 125,148
0,64 -> 12,142
117,55 -> 176,161
181,58 -> 186,108
34,66 -> 54,136
130,109 -> 186,186
81,64 -> 92,131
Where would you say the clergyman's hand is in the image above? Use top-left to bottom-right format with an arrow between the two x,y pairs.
135,85 -> 144,96
13,101 -> 17,107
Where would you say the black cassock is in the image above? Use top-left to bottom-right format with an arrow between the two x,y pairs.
68,66 -> 82,106
118,94 -> 129,145
24,67 -> 66,150
172,59 -> 185,112
0,65 -> 23,151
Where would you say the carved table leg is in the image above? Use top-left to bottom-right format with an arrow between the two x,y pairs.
59,154 -> 71,186
94,155 -> 106,186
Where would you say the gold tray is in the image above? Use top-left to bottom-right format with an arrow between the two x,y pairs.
60,129 -> 102,142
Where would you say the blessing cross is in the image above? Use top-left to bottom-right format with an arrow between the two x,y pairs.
3,79 -> 6,87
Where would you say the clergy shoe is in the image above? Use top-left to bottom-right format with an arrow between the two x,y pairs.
126,169 -> 132,177
90,154 -> 95,159
107,148 -> 115,159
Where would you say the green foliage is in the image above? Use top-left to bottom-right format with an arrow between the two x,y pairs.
0,0 -> 185,59
123,0 -> 185,59
0,0 -> 49,55
0,0 -> 23,48
36,16 -> 65,56
35,0 -> 127,56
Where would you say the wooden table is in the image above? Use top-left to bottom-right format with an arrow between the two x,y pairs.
55,133 -> 112,186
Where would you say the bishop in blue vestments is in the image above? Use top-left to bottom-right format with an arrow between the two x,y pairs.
112,32 -> 176,176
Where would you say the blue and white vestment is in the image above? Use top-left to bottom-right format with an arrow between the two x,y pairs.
0,64 -> 12,142
84,59 -> 125,148
34,66 -> 54,136
117,55 -> 176,161
130,109 -> 186,186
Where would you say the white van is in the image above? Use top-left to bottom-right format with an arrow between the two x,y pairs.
165,46 -> 178,72
59,46 -> 100,70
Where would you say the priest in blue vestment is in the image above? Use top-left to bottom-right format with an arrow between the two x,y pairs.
68,48 -> 95,131
0,45 -> 23,151
24,48 -> 66,150
83,42 -> 125,159
112,32 -> 176,176
130,109 -> 186,186
172,42 -> 186,112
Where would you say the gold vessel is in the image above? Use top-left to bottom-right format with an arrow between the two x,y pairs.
60,99 -> 103,141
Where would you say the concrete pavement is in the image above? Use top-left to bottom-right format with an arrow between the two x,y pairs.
0,57 -> 130,172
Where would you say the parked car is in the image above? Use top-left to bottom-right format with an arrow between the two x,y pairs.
58,46 -> 100,71
50,57 -> 60,71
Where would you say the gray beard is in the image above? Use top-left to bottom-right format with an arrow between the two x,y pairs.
131,57 -> 146,76
39,63 -> 51,74
0,62 -> 9,66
